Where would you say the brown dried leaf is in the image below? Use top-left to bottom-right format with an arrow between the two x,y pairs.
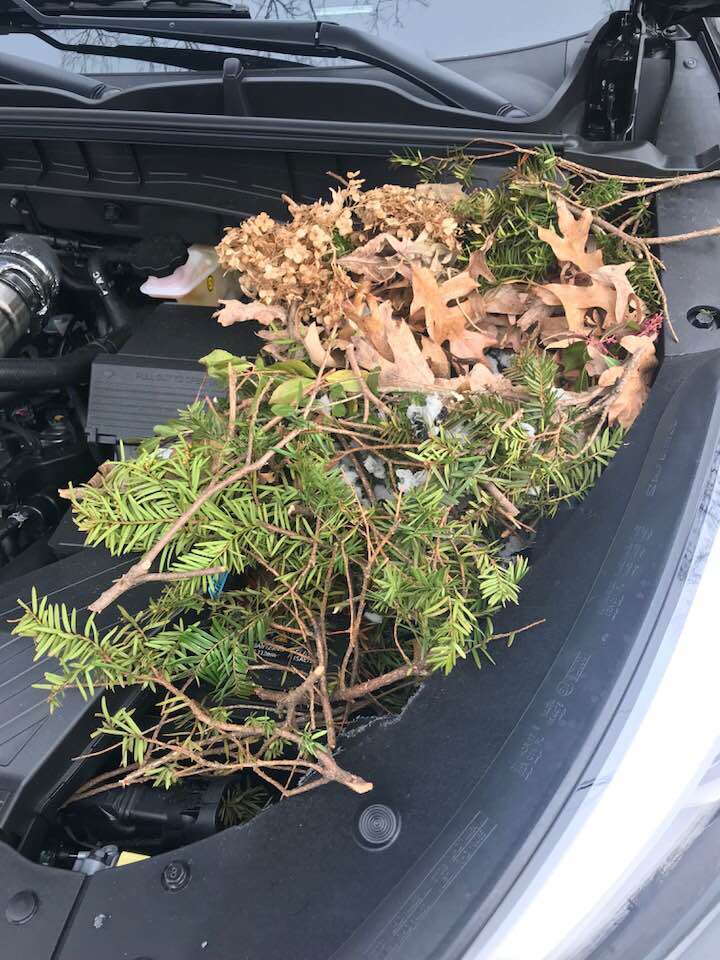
483,284 -> 527,315
410,265 -> 467,344
536,280 -> 615,335
584,340 -> 611,378
449,328 -> 499,361
215,299 -> 287,327
437,362 -> 512,396
302,322 -> 336,367
415,181 -> 466,202
385,234 -> 451,270
421,336 -> 451,378
598,334 -> 657,427
467,248 -> 496,283
353,296 -> 395,362
352,310 -> 435,390
589,263 -> 632,327
538,196 -> 604,273
517,298 -> 554,333
441,270 -> 478,303
537,312 -> 579,349
338,234 -> 401,284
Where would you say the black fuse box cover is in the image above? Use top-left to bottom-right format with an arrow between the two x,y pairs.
85,303 -> 260,445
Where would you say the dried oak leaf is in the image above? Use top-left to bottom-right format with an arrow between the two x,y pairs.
437,362 -> 513,396
598,334 -> 657,427
536,280 -> 615,338
538,195 -> 604,274
346,295 -> 395,362
385,233 -> 453,269
483,283 -> 528,315
585,340 -> 612,378
467,247 -> 496,284
590,263 -> 645,330
517,298 -> 554,333
353,313 -> 435,390
410,265 -> 476,344
215,299 -> 287,327
338,233 -> 402,284
421,336 -> 451,378
449,328 -> 499,361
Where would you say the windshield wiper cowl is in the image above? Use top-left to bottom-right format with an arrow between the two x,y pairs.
7,0 -> 528,117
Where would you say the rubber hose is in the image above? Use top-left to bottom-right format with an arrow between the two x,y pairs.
0,331 -> 126,391
87,252 -> 134,333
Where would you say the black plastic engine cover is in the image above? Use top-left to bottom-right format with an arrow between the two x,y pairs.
85,303 -> 260,445
0,547 -> 157,849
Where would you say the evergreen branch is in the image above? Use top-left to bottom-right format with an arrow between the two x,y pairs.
88,426 -> 307,614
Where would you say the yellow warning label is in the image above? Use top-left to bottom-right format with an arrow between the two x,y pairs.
117,851 -> 149,867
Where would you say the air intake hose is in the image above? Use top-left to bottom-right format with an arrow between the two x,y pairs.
0,234 -> 61,356
0,331 -> 126,391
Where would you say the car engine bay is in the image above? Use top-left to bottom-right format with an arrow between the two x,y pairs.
0,222 -> 268,872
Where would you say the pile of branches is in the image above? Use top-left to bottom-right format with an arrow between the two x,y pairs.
15,145 -> 696,807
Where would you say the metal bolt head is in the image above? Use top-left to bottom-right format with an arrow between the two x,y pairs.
5,890 -> 38,925
684,57 -> 697,69
161,860 -> 191,891
103,202 -> 122,223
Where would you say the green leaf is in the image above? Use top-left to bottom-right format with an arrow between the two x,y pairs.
199,349 -> 249,381
263,360 -> 316,379
269,376 -> 314,410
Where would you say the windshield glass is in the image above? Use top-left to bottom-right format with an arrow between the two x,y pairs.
0,0 -> 626,72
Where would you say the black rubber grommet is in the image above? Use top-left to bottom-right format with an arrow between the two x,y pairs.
687,305 -> 720,329
5,890 -> 38,925
356,803 -> 401,850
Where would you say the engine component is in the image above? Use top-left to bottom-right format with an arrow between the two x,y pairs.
87,251 -> 135,333
72,844 -> 120,876
0,234 -> 60,355
0,332 -> 125,392
63,780 -> 228,853
85,303 -> 260,446
129,233 -> 189,278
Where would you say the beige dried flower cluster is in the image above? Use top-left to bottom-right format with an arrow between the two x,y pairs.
216,173 -> 468,334
215,173 -> 659,427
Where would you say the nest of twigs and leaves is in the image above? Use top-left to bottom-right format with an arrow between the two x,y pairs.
14,145 -> 699,809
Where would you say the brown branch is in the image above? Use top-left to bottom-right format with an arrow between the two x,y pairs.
482,480 -> 519,520
596,168 -> 720,210
227,362 -> 238,439
134,565 -> 227,586
334,662 -> 428,701
345,343 -> 393,419
145,673 -> 373,794
642,224 -> 720,245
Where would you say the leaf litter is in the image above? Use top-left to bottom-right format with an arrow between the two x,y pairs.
216,153 -> 663,430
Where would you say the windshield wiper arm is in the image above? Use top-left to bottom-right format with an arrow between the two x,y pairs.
37,31 -> 299,74
0,48 -> 116,97
8,0 -> 527,117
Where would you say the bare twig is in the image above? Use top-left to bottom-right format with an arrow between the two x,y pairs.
346,343 -> 393,419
